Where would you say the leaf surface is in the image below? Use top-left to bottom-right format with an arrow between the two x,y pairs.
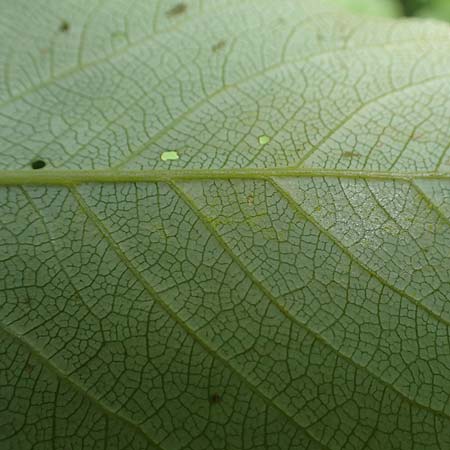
2,1 -> 450,449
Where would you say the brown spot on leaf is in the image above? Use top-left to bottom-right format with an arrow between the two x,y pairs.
71,292 -> 82,304
210,393 -> 222,404
342,151 -> 361,158
19,295 -> 31,305
166,3 -> 187,18
212,40 -> 226,53
247,194 -> 254,206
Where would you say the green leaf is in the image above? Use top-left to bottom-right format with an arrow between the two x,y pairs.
398,0 -> 450,21
416,0 -> 450,22
331,0 -> 401,17
1,1 -> 450,449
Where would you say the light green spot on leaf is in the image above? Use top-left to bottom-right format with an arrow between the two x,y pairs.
160,151 -> 179,161
258,135 -> 271,145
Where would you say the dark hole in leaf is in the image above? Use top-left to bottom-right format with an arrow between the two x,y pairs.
59,20 -> 70,32
31,160 -> 46,170
166,3 -> 187,18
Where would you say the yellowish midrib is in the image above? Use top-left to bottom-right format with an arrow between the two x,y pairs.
1,168 -> 450,185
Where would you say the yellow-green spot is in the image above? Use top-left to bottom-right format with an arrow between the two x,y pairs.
160,151 -> 179,161
258,135 -> 271,145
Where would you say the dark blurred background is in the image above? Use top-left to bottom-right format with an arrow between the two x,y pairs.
334,0 -> 450,21
399,0 -> 450,18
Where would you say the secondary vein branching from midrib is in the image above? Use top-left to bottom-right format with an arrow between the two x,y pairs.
171,179 -> 450,421
68,185 -> 330,450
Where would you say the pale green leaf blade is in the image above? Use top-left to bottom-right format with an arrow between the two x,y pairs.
331,0 -> 401,17
2,0 -> 450,449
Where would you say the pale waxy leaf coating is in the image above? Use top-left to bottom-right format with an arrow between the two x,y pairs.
1,1 -> 450,450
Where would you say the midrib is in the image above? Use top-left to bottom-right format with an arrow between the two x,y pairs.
0,168 -> 450,185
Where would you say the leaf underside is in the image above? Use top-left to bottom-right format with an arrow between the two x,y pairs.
2,1 -> 450,450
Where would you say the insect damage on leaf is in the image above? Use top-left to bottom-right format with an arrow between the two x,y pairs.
160,151 -> 179,161
258,135 -> 271,145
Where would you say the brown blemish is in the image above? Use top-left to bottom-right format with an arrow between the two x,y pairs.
166,3 -> 187,18
212,40 -> 226,53
71,292 -> 82,304
247,194 -> 254,206
342,151 -> 361,158
210,393 -> 222,404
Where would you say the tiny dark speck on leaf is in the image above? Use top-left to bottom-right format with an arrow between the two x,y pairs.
59,20 -> 70,32
166,3 -> 187,18
31,160 -> 46,170
212,40 -> 226,52
210,393 -> 222,404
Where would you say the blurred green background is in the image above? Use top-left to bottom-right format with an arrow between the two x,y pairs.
334,0 -> 450,21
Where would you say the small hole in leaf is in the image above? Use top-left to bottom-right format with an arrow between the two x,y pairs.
160,151 -> 179,161
59,20 -> 70,32
258,135 -> 270,145
31,160 -> 46,170
166,3 -> 187,18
